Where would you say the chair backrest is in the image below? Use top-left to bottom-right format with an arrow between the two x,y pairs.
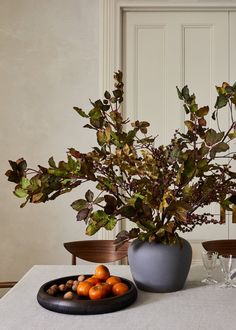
202,240 -> 236,256
0,281 -> 17,289
64,240 -> 129,264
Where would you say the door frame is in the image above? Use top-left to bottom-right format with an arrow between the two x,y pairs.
98,0 -> 236,240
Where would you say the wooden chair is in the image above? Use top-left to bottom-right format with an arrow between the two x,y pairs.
0,282 -> 17,289
64,240 -> 129,264
202,239 -> 236,256
0,281 -> 17,298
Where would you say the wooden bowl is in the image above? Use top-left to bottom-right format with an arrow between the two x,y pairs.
37,274 -> 138,315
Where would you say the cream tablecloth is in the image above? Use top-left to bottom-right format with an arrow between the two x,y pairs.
0,264 -> 235,330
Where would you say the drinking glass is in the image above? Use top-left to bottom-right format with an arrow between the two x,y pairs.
219,254 -> 236,288
201,251 -> 218,284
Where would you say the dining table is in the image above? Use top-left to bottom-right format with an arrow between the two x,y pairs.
0,263 -> 236,330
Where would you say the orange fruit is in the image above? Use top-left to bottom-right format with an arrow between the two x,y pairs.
112,282 -> 129,296
89,284 -> 107,300
100,282 -> 112,295
76,281 -> 93,297
106,276 -> 121,286
85,277 -> 101,286
94,265 -> 110,281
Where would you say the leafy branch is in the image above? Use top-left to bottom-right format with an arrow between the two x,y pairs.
5,73 -> 236,245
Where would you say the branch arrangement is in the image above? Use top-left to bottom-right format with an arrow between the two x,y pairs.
6,72 -> 236,245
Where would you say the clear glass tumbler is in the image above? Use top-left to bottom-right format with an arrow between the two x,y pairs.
201,251 -> 218,284
219,254 -> 236,288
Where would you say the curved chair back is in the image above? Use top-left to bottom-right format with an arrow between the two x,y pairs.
0,282 -> 17,289
202,239 -> 236,256
64,240 -> 129,264
0,281 -> 17,298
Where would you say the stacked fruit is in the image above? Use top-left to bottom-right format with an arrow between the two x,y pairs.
46,265 -> 129,300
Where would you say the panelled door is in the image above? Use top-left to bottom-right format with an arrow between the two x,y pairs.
122,10 -> 236,260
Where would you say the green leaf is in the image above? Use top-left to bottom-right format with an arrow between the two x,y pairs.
71,199 -> 87,211
14,188 -> 28,198
91,210 -> 107,222
73,107 -> 89,118
176,86 -> 183,100
189,103 -> 198,113
210,142 -> 229,158
182,86 -> 190,100
104,216 -> 116,230
197,159 -> 208,169
110,131 -> 122,147
125,129 -> 137,144
182,155 -> 195,179
17,159 -> 27,171
215,94 -> 228,109
119,205 -> 136,218
48,156 -> 56,168
48,169 -> 67,177
167,202 -> 190,223
89,107 -> 102,119
20,177 -> 30,189
86,222 -> 99,236
113,89 -> 122,98
104,91 -> 111,99
228,131 -> 236,140
199,143 -> 210,157
97,130 -> 106,146
89,108 -> 104,128
67,155 -> 78,171
205,129 -> 224,146
9,160 -> 17,171
86,210 -> 116,235
94,99 -> 104,109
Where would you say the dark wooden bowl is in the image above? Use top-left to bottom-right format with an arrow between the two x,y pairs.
37,274 -> 138,315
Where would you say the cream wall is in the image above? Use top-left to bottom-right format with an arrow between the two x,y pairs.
0,0 -> 99,282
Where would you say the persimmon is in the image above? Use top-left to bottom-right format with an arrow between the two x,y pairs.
89,284 -> 107,300
100,282 -> 112,295
112,282 -> 129,296
76,281 -> 93,297
85,277 -> 101,286
94,264 -> 110,281
106,276 -> 121,286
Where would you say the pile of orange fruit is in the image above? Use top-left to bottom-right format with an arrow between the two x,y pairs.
46,264 -> 130,300
77,264 -> 129,300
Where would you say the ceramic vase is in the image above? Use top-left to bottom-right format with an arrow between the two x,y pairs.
128,238 -> 192,293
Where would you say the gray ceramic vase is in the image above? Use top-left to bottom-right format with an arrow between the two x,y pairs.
128,238 -> 192,293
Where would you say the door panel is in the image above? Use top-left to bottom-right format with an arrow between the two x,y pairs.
122,11 -> 230,253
